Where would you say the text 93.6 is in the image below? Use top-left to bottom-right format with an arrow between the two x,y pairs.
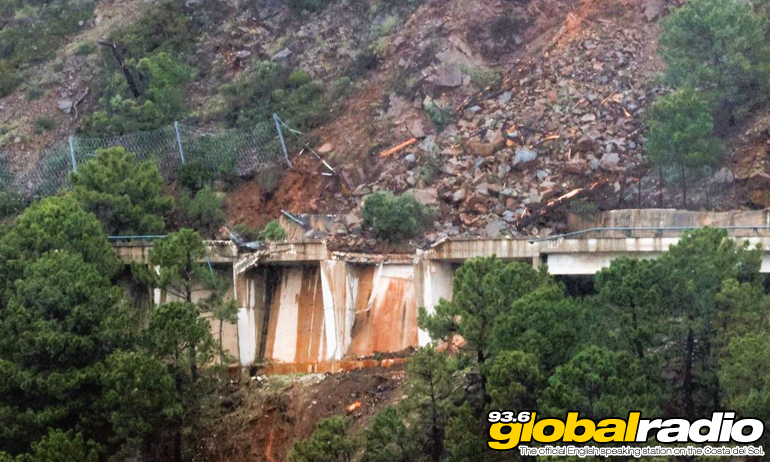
487,411 -> 532,424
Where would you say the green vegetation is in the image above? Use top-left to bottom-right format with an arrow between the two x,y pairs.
0,197 -> 216,461
71,147 -> 174,235
424,102 -> 451,133
659,0 -> 770,118
362,192 -> 433,241
83,52 -> 195,136
293,228 -> 770,462
0,0 -> 95,97
223,61 -> 328,132
33,117 -> 56,134
645,87 -> 723,207
177,161 -> 215,193
259,219 -> 287,241
287,0 -> 333,14
232,223 -> 260,241
289,416 -> 357,462
180,186 -> 225,236
467,66 -> 502,91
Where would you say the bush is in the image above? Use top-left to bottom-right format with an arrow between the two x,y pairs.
659,0 -> 770,117
21,430 -> 101,462
468,66 -> 502,91
71,147 -> 175,235
223,61 -> 328,132
286,0 -> 332,13
258,220 -> 287,242
34,117 -> 56,134
112,0 -> 194,57
0,63 -> 19,98
177,161 -> 214,193
425,102 -> 451,133
362,192 -> 433,241
289,416 -> 357,462
181,186 -> 225,235
83,52 -> 194,136
0,192 -> 25,219
74,41 -> 95,56
232,223 -> 260,241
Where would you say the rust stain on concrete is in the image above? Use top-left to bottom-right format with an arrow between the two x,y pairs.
348,265 -> 418,358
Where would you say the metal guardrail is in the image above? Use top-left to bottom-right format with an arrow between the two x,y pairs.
108,235 -> 167,241
528,226 -> 770,243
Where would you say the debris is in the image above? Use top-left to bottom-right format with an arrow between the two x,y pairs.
317,143 -> 334,154
346,401 -> 362,413
514,147 -> 538,167
380,138 -> 418,158
272,48 -> 291,60
57,100 -> 73,113
485,220 -> 507,238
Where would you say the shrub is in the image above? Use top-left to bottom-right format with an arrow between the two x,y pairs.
659,0 -> 770,117
468,66 -> 502,91
177,161 -> 214,193
0,0 -> 95,97
286,0 -> 331,14
83,52 -> 194,136
71,147 -> 175,235
425,102 -> 451,133
34,117 -> 57,134
223,61 -> 328,132
181,186 -> 225,235
0,192 -> 25,219
232,223 -> 260,241
113,0 -> 194,57
74,41 -> 95,56
362,192 -> 433,241
258,220 -> 287,242
289,416 -> 357,462
0,63 -> 19,98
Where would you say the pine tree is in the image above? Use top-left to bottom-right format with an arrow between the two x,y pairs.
645,88 -> 723,207
659,0 -> 770,115
71,147 -> 174,235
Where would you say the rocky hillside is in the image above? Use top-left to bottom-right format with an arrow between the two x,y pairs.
1,0 -> 765,248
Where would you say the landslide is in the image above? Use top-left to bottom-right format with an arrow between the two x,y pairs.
1,0 -> 766,243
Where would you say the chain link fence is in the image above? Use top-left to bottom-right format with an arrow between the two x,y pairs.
0,115 -> 292,201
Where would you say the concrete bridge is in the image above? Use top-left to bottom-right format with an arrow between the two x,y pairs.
112,209 -> 770,373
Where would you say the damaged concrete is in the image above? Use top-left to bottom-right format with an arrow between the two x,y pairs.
113,209 -> 770,372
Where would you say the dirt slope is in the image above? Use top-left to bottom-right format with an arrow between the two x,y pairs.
187,367 -> 406,462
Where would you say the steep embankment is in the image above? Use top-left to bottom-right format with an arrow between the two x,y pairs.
1,0 -> 764,244
186,367 -> 405,462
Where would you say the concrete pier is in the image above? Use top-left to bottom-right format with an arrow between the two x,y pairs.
112,209 -> 770,371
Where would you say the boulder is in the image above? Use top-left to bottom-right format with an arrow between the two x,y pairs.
466,139 -> 497,157
410,188 -> 438,206
575,135 -> 599,152
485,220 -> 507,238
513,147 -> 537,167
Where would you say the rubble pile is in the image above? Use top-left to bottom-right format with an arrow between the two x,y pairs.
329,14 -> 663,248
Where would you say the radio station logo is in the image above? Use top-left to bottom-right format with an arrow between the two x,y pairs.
487,411 -> 764,451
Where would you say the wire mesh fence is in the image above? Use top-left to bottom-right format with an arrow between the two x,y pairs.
0,116 -> 290,202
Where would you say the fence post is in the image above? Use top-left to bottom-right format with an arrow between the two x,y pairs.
68,136 -> 77,173
273,113 -> 293,168
173,121 -> 186,164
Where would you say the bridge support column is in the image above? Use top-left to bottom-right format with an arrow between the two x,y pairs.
415,258 -> 454,347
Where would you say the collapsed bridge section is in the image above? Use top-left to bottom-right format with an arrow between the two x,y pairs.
112,209 -> 770,372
